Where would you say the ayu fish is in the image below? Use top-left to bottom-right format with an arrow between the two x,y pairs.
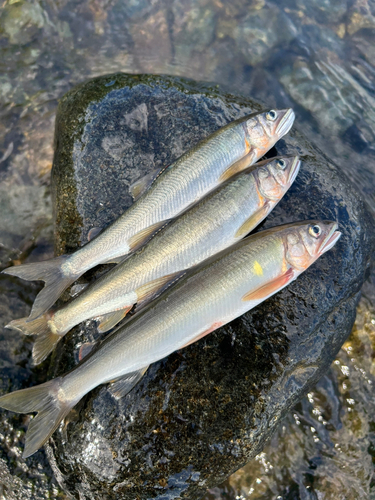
0,220 -> 341,458
7,156 -> 300,364
2,109 -> 295,320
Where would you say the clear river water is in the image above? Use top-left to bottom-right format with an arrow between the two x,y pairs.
0,0 -> 374,498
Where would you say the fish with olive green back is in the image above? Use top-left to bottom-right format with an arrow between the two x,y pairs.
0,220 -> 341,458
7,156 -> 300,364
2,109 -> 295,320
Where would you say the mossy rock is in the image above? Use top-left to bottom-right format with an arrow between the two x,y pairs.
45,73 -> 374,499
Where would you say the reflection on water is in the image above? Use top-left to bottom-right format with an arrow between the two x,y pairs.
0,0 -> 374,497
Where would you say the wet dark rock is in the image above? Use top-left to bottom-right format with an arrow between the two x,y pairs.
0,274 -> 66,499
26,74 -> 375,498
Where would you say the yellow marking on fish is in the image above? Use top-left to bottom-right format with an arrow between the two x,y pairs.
253,179 -> 266,206
244,136 -> 251,153
281,256 -> 288,274
253,261 -> 263,276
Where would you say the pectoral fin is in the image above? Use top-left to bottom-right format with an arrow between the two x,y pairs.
109,366 -> 149,399
135,271 -> 185,308
129,167 -> 162,201
97,307 -> 132,333
235,203 -> 270,238
219,151 -> 256,183
128,220 -> 171,251
242,268 -> 295,301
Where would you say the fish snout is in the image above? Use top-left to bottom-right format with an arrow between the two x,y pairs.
318,221 -> 341,254
275,108 -> 295,138
287,156 -> 301,185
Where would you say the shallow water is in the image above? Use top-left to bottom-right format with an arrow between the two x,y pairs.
0,0 -> 374,498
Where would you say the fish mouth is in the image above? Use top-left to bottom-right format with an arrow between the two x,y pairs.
275,108 -> 295,137
287,156 -> 301,185
319,222 -> 341,254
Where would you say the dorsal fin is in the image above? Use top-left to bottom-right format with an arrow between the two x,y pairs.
129,167 -> 163,201
87,227 -> 102,241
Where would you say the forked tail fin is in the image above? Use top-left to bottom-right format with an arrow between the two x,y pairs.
2,255 -> 76,320
0,378 -> 74,458
6,316 -> 62,365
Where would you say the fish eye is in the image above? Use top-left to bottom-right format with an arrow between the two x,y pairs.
309,224 -> 322,238
266,110 -> 277,121
276,158 -> 286,169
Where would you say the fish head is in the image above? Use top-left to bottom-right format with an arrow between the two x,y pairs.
245,109 -> 295,157
284,221 -> 341,271
255,156 -> 300,201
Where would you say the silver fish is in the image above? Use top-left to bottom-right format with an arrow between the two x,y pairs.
0,220 -> 341,458
7,156 -> 300,364
2,109 -> 295,320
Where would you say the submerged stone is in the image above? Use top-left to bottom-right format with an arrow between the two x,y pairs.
37,74 -> 374,498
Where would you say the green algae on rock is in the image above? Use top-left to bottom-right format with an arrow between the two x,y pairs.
43,74 -> 374,498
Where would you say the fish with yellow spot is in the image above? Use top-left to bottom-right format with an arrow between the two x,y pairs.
0,220 -> 341,458
253,261 -> 264,276
2,109 -> 295,320
7,156 -> 300,365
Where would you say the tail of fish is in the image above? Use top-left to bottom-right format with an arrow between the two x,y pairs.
6,316 -> 61,365
0,378 -> 74,458
2,255 -> 77,320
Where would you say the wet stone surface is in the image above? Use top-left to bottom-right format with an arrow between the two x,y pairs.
39,74 -> 374,499
0,274 -> 65,499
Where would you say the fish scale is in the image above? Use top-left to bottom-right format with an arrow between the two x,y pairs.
58,221 -> 339,403
3,109 -> 295,320
12,156 -> 299,363
17,157 -> 299,361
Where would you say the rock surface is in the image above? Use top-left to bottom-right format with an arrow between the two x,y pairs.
0,275 -> 65,499
40,73 -> 374,499
1,0 -> 375,496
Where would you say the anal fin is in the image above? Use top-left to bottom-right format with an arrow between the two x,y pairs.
219,151 -> 256,182
128,220 -> 171,251
235,203 -> 270,238
97,307 -> 132,333
109,366 -> 149,399
242,268 -> 295,301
